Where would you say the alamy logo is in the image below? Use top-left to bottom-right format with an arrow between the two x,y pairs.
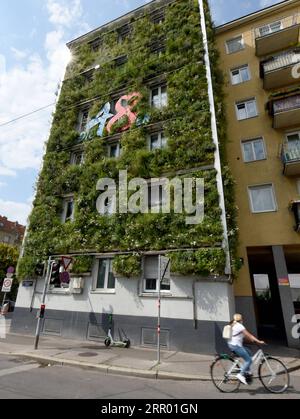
291,315 -> 300,339
96,170 -> 205,225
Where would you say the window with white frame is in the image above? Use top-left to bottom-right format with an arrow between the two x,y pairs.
248,184 -> 277,213
236,99 -> 258,121
71,150 -> 84,166
151,85 -> 167,109
258,21 -> 282,37
95,259 -> 115,290
226,35 -> 244,54
108,143 -> 121,158
149,132 -> 167,151
231,65 -> 250,85
144,256 -> 170,292
62,197 -> 75,223
242,138 -> 266,162
77,108 -> 89,132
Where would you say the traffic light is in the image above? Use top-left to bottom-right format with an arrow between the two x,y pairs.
50,261 -> 61,287
40,305 -> 46,319
35,262 -> 45,277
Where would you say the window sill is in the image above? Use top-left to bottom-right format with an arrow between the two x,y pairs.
139,293 -> 192,300
90,290 -> 116,295
48,288 -> 71,295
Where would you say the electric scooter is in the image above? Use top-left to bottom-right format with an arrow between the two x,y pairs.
104,327 -> 131,348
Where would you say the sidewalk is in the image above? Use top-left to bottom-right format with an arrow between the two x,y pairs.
0,333 -> 299,381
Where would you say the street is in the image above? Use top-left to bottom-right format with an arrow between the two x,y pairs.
0,355 -> 298,399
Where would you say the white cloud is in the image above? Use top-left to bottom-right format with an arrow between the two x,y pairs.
0,199 -> 31,225
47,0 -> 83,28
10,47 -> 29,60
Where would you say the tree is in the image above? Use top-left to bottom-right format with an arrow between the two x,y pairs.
0,244 -> 19,301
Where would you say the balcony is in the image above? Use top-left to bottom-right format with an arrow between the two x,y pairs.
255,16 -> 300,57
269,94 -> 300,129
261,49 -> 300,90
282,145 -> 300,176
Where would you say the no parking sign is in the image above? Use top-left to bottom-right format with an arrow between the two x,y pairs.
2,278 -> 13,293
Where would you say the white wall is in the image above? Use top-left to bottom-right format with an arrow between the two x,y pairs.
16,272 -> 234,322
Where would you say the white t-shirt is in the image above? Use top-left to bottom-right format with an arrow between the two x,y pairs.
228,322 -> 246,347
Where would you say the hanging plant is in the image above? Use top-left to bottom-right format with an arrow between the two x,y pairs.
112,254 -> 142,278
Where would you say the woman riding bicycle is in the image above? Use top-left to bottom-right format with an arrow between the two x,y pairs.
228,313 -> 265,385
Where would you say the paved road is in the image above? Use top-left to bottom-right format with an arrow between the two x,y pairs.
0,355 -> 298,399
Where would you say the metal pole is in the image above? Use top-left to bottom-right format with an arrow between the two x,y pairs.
157,255 -> 161,364
34,257 -> 53,350
1,293 -> 7,315
198,0 -> 231,275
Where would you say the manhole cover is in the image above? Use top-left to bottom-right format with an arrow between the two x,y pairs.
78,352 -> 99,357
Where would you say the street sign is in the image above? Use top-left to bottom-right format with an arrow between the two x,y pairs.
61,256 -> 73,271
2,278 -> 13,293
160,256 -> 170,286
22,280 -> 35,288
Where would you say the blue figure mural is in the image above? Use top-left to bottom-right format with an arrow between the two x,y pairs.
79,102 -> 114,142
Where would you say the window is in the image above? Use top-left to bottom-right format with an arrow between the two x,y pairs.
150,9 -> 165,24
144,256 -> 170,292
96,259 -> 115,290
117,25 -> 131,43
236,99 -> 258,120
149,38 -> 166,55
258,21 -> 282,37
248,184 -> 277,213
62,197 -> 75,223
108,143 -> 121,158
89,37 -> 102,52
77,108 -> 89,132
231,65 -> 250,85
286,132 -> 300,151
114,55 -> 128,69
71,151 -> 84,166
149,132 -> 167,151
151,85 -> 167,109
226,36 -> 244,54
242,138 -> 266,162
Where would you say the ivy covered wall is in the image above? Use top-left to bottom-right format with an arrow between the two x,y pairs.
18,0 -> 239,280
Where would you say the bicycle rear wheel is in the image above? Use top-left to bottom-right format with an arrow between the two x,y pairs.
258,357 -> 290,394
210,356 -> 241,393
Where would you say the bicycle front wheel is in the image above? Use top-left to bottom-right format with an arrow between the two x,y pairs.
210,357 -> 241,393
258,357 -> 290,394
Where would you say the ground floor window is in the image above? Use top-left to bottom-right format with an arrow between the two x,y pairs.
143,256 -> 170,292
96,259 -> 115,290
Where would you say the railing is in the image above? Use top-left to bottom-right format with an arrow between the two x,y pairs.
255,14 -> 299,39
282,145 -> 300,163
262,49 -> 300,73
273,94 -> 300,114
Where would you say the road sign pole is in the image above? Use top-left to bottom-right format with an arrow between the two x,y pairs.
34,258 -> 53,350
157,255 -> 161,365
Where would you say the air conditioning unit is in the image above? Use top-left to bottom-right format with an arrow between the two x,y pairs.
71,277 -> 84,294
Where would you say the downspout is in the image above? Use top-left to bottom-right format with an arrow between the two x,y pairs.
198,0 -> 232,277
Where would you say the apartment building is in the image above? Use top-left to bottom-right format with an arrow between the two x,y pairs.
0,216 -> 25,247
216,0 -> 300,348
13,0 -> 235,353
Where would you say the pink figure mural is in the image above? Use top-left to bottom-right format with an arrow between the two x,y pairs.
106,92 -> 141,134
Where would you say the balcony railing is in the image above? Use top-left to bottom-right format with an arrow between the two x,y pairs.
282,145 -> 300,176
255,14 -> 300,57
269,94 -> 300,129
261,49 -> 300,89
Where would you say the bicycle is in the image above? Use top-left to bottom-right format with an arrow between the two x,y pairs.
210,345 -> 290,394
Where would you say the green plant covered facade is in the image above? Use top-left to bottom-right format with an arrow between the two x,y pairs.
18,0 -> 238,280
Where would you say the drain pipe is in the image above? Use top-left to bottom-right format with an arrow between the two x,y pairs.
198,0 -> 231,276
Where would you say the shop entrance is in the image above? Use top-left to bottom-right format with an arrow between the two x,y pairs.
247,247 -> 287,343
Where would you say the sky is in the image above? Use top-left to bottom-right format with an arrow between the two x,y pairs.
0,0 -> 283,225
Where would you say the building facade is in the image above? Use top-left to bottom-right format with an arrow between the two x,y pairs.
0,216 -> 25,248
216,0 -> 300,348
13,0 -> 236,353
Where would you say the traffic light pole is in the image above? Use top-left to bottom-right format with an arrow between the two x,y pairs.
34,257 -> 54,350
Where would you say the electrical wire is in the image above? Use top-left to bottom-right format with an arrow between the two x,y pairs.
0,103 -> 56,129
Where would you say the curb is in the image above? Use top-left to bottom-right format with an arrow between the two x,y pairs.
0,351 -> 210,381
0,350 -> 299,382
